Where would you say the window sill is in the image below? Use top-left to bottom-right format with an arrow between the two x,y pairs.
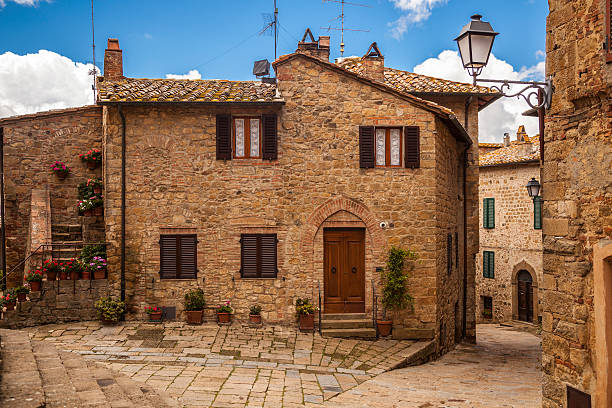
238,277 -> 278,281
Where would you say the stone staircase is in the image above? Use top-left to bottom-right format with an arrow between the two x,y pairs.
320,313 -> 377,339
0,329 -> 179,408
51,224 -> 83,261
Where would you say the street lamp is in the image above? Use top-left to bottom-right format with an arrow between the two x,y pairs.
526,178 -> 541,200
455,14 -> 553,110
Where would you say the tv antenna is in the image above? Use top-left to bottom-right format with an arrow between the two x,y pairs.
89,0 -> 96,102
260,0 -> 279,60
321,0 -> 370,57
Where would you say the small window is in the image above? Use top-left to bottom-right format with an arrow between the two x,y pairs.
160,234 -> 197,279
375,128 -> 402,167
483,198 -> 495,229
233,117 -> 261,159
534,196 -> 542,230
483,251 -> 495,279
483,296 -> 493,319
241,234 -> 278,278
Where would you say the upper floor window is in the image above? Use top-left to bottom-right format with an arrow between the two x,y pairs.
534,196 -> 542,230
359,126 -> 420,168
483,250 -> 495,279
160,234 -> 197,279
483,198 -> 495,229
233,117 -> 261,159
375,128 -> 402,167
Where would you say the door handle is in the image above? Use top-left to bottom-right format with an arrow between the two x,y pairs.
331,267 -> 336,274
352,267 -> 357,274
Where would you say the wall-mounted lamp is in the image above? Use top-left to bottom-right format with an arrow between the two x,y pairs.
526,177 -> 541,201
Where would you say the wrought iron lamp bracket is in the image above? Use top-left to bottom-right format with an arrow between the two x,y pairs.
475,77 -> 553,110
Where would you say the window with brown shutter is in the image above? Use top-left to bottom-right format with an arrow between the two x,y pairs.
160,234 -> 198,279
262,114 -> 278,160
374,128 -> 403,167
216,114 -> 232,160
233,117 -> 262,159
359,126 -> 375,168
240,234 -> 278,278
404,126 -> 420,168
360,126 -> 420,168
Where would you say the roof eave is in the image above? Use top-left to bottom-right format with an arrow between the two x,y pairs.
97,100 -> 285,106
444,114 -> 473,147
479,159 -> 540,168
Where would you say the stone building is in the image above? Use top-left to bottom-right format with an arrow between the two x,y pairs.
541,1 -> 612,407
476,126 -> 543,324
1,32 -> 501,351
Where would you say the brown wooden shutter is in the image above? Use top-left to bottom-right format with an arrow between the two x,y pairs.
259,234 -> 278,278
216,114 -> 232,160
179,235 -> 197,279
262,114 -> 278,160
607,0 -> 612,63
404,126 -> 420,168
160,235 -> 178,279
241,235 -> 258,278
359,126 -> 375,168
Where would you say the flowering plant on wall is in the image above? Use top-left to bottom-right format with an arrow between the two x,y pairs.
51,161 -> 70,179
216,301 -> 233,314
24,269 -> 43,282
87,256 -> 107,271
86,178 -> 103,194
80,149 -> 102,169
144,306 -> 161,315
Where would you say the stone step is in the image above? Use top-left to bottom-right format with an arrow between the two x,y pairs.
321,319 -> 373,329
321,328 -> 377,339
52,231 -> 83,241
321,313 -> 368,320
52,224 -> 82,234
0,329 -> 45,408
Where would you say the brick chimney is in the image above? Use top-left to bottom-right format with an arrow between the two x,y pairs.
297,28 -> 330,62
104,38 -> 123,80
362,42 -> 384,82
503,133 -> 511,147
516,125 -> 528,142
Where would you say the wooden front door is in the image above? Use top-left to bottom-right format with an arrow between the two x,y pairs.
323,229 -> 365,314
518,280 -> 533,322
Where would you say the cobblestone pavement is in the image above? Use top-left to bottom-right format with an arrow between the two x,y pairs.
322,324 -> 542,408
27,321 -> 426,407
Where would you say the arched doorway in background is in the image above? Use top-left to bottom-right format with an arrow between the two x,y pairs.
517,270 -> 534,322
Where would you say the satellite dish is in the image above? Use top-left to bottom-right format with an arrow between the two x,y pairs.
253,59 -> 270,77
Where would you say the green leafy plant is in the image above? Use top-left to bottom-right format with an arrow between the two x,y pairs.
249,305 -> 262,315
295,298 -> 316,316
95,297 -> 125,322
63,259 -> 83,275
14,285 -> 30,295
216,300 -> 233,314
80,245 -> 106,264
184,289 -> 205,311
78,182 -> 95,200
381,246 -> 418,318
86,178 -> 103,189
24,269 -> 43,282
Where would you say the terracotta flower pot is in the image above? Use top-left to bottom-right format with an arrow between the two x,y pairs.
249,314 -> 262,325
299,313 -> 315,332
5,301 -> 15,311
57,172 -> 68,180
59,271 -> 68,280
29,281 -> 41,291
186,310 -> 203,325
81,270 -> 91,280
93,187 -> 102,195
149,311 -> 163,322
93,206 -> 103,216
217,312 -> 231,324
87,161 -> 97,170
102,319 -> 116,326
46,271 -> 57,281
94,269 -> 106,280
85,209 -> 94,216
17,293 -> 27,302
70,271 -> 79,280
376,320 -> 393,337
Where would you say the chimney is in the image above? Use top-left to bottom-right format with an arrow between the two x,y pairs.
503,133 -> 510,147
362,42 -> 384,82
104,38 -> 123,80
516,125 -> 527,142
297,29 -> 330,62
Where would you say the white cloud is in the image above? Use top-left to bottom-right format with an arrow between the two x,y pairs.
144,33 -> 153,40
413,50 -> 545,143
0,50 -> 96,118
535,49 -> 545,60
0,0 -> 49,7
388,0 -> 447,39
165,70 -> 202,80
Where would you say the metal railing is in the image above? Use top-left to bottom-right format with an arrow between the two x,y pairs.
317,280 -> 322,335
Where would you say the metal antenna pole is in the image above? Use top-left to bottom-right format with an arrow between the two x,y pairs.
91,0 -> 96,102
340,0 -> 345,56
322,0 -> 370,57
274,0 -> 278,60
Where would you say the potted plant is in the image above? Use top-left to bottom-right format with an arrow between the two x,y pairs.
80,149 -> 102,169
43,259 -> 61,281
87,256 -> 107,279
249,305 -> 262,325
3,291 -> 16,311
184,288 -> 205,324
482,310 -> 492,319
64,259 -> 82,280
145,306 -> 163,322
95,297 -> 125,324
216,301 -> 233,324
25,269 -> 43,291
14,285 -> 30,302
87,178 -> 103,195
92,197 -> 104,216
296,298 -> 316,332
51,161 -> 70,179
78,199 -> 95,216
58,262 -> 68,280
377,247 -> 418,337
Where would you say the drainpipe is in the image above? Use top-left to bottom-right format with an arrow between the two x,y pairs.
461,96 -> 472,339
118,106 -> 126,303
0,127 -> 6,291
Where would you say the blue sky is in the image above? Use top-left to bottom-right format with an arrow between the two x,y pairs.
1,0 -> 546,80
0,0 -> 548,141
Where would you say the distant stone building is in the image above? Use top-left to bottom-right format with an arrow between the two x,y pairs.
542,1 -> 612,407
476,126 -> 542,324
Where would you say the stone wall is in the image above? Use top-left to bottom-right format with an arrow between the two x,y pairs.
102,53 -> 477,346
476,163 -> 543,323
0,280 -> 110,329
542,0 -> 612,406
0,106 -> 104,282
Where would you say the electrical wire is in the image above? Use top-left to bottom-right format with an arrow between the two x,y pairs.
186,29 -> 262,73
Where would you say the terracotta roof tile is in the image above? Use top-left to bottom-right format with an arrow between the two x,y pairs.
97,78 -> 281,103
479,136 -> 541,166
337,57 -> 498,95
479,142 -> 503,148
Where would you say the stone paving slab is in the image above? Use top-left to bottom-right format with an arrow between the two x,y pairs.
27,321 -> 422,407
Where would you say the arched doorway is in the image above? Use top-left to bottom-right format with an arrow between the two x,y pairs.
517,270 -> 534,322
